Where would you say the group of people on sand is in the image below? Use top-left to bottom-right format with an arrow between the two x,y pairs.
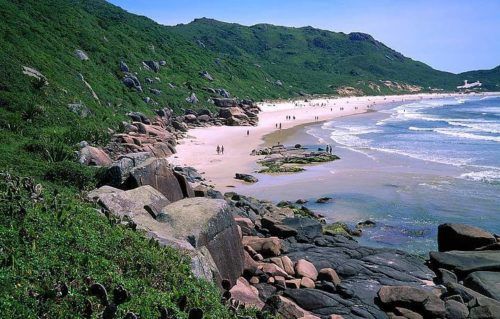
285,115 -> 296,120
275,123 -> 282,129
325,145 -> 333,154
216,145 -> 225,155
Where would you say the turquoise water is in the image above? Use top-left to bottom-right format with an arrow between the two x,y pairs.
238,95 -> 500,255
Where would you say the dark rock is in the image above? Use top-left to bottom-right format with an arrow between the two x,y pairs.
316,197 -> 332,204
437,223 -> 496,252
464,271 -> 500,301
213,98 -> 238,108
356,220 -> 376,229
124,158 -> 185,202
112,285 -> 130,305
377,285 -> 446,318
119,61 -> 129,72
436,268 -> 458,285
217,88 -> 231,98
429,250 -> 500,277
199,70 -> 213,81
295,199 -> 308,204
89,283 -> 108,305
445,300 -> 469,319
149,88 -> 161,95
143,60 -> 160,72
254,283 -> 277,302
122,75 -> 142,91
144,197 -> 171,219
123,312 -> 138,319
235,173 -> 258,183
188,308 -> 203,319
102,304 -> 117,319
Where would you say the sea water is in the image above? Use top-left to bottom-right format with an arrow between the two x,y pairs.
238,95 -> 500,255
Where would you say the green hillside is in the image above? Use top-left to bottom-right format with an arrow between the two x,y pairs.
0,1 -> 498,317
171,18 -> 461,94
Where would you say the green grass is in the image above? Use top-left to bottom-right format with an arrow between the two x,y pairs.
0,172 -> 256,318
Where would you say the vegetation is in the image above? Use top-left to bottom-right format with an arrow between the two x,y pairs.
0,0 -> 498,317
0,172 -> 260,318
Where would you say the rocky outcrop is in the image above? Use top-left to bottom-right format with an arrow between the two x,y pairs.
377,286 -> 446,318
235,173 -> 258,183
437,223 -> 496,252
77,145 -> 112,166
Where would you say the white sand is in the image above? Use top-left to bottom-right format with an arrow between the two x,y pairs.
170,93 -> 464,192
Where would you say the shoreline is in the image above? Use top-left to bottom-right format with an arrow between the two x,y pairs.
170,92 -> 481,192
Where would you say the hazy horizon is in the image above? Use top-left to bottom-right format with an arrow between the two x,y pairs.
107,0 -> 500,74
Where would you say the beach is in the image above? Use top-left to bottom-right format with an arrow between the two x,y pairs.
171,93 -> 466,191
171,94 -> 460,191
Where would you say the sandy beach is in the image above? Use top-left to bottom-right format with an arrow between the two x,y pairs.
170,93 -> 466,191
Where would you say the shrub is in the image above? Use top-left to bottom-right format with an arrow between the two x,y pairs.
43,161 -> 97,190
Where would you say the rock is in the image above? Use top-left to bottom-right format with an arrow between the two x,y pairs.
264,295 -> 311,319
295,259 -> 318,281
356,220 -> 376,229
242,236 -> 281,257
162,198 -> 245,285
254,283 -> 277,302
445,300 -> 469,319
316,197 -> 332,204
300,277 -> 316,289
435,268 -> 457,285
22,66 -> 48,85
124,158 -> 187,202
197,114 -> 211,122
143,60 -> 160,72
100,152 -> 152,187
186,93 -> 198,104
259,263 -> 289,277
149,88 -> 161,95
75,49 -> 89,61
229,277 -> 265,310
123,75 -> 142,91
296,199 -> 308,204
199,70 -> 214,81
281,256 -> 295,276
394,307 -> 423,319
159,60 -> 167,66
286,279 -> 302,289
377,286 -> 446,318
213,98 -> 238,108
119,61 -> 129,72
217,88 -> 231,98
68,102 -> 91,117
437,223 -> 496,252
464,271 -> 500,301
318,268 -> 341,286
184,114 -> 197,122
429,250 -> 500,277
77,146 -> 112,166
276,80 -> 283,86
235,173 -> 259,183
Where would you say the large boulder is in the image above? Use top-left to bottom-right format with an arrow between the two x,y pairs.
242,236 -> 282,257
100,152 -> 152,187
88,186 -> 218,281
219,107 -> 249,120
124,158 -> 192,202
437,223 -> 496,252
213,98 -> 238,108
377,286 -> 446,318
463,271 -> 500,301
429,250 -> 500,277
159,198 -> 245,285
229,277 -> 264,310
77,146 -> 112,166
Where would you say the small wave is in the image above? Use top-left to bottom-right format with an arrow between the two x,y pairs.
434,128 -> 500,143
408,126 -> 434,131
460,170 -> 500,183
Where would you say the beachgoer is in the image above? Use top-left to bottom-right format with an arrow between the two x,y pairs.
216,145 -> 220,155
221,145 -> 224,155
279,123 -> 282,129
247,129 -> 249,136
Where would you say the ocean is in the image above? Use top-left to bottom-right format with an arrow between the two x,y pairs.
237,95 -> 500,255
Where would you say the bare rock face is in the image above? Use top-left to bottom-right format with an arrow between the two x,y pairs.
77,145 -> 112,166
159,198 -> 245,286
124,158 -> 191,202
438,223 -> 496,252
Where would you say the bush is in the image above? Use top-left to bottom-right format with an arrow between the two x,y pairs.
43,161 -> 97,190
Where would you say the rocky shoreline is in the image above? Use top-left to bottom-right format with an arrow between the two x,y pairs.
81,105 -> 499,319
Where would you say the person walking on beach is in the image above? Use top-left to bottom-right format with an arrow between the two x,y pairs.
216,145 -> 220,155
279,123 -> 282,129
247,129 -> 249,136
221,145 -> 224,155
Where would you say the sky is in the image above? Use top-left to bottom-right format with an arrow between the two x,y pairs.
107,0 -> 500,74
